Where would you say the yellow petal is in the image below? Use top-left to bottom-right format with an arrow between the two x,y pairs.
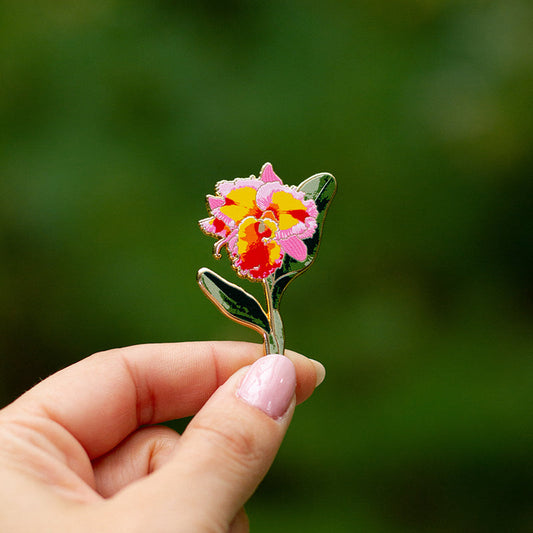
271,190 -> 308,230
219,187 -> 259,223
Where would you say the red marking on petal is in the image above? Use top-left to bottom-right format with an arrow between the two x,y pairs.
237,241 -> 282,279
234,220 -> 283,279
287,209 -> 309,223
213,218 -> 227,234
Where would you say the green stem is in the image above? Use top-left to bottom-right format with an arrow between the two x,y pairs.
263,276 -> 285,355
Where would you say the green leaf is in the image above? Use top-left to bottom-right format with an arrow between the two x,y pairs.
271,172 -> 337,307
197,267 -> 271,336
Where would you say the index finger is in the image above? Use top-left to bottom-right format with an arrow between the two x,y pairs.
3,342 -> 321,459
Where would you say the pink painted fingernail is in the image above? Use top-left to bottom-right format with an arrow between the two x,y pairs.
237,354 -> 296,419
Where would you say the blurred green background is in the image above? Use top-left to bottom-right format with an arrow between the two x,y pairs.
1,1 -> 532,531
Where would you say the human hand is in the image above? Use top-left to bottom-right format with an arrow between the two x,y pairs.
0,342 -> 324,532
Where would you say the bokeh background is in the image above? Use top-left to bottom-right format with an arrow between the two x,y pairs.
1,1 -> 532,531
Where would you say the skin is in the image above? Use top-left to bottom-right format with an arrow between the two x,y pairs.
0,341 -> 322,533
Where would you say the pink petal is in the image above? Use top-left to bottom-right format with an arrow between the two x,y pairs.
256,181 -> 284,210
213,228 -> 238,257
216,177 -> 262,196
227,231 -> 239,256
296,217 -> 318,239
260,162 -> 282,184
279,236 -> 307,261
211,207 -> 236,228
276,222 -> 304,240
199,217 -> 218,235
257,181 -> 313,212
207,195 -> 225,210
303,197 -> 319,218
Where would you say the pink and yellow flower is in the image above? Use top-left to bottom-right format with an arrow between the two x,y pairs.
199,163 -> 318,279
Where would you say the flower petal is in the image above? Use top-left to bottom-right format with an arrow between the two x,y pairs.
233,216 -> 283,279
257,182 -> 318,237
207,195 -> 225,210
199,216 -> 229,237
276,216 -> 317,240
216,177 -> 262,197
279,236 -> 307,261
213,227 -> 239,257
211,182 -> 262,227
260,162 -> 282,184
219,186 -> 258,223
255,181 -> 282,211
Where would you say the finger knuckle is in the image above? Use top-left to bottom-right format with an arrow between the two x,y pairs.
192,423 -> 262,469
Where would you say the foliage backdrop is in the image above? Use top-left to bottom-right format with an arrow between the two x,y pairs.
1,1 -> 532,531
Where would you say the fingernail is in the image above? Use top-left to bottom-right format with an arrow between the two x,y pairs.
310,358 -> 326,387
237,354 -> 296,419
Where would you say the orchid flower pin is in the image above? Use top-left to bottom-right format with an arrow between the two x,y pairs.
197,163 -> 336,355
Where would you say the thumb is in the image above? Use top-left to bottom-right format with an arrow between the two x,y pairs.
112,354 -> 301,532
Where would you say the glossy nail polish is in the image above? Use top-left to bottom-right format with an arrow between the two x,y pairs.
237,354 -> 296,419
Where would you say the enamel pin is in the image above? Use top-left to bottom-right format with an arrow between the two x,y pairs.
198,163 -> 336,355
